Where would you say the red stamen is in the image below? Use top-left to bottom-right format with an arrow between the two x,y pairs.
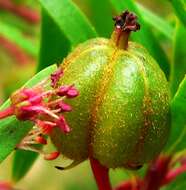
35,136 -> 47,145
37,120 -> 56,134
44,151 -> 60,160
90,157 -> 112,190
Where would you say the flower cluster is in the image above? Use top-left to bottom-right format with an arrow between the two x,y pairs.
0,68 -> 79,160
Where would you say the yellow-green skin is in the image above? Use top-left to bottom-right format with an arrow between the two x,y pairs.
50,38 -> 170,169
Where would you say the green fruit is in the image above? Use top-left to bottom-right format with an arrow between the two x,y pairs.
50,12 -> 170,169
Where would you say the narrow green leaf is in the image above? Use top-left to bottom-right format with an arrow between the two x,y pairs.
39,0 -> 98,47
0,117 -> 32,163
170,0 -> 186,27
0,21 -> 38,57
170,21 -> 186,96
110,0 -> 170,78
0,64 -> 57,163
38,9 -> 70,71
0,11 -> 37,35
82,0 -> 113,37
12,150 -> 38,182
165,76 -> 186,153
137,3 -> 174,40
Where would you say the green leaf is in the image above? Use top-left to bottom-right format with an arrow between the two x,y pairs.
0,20 -> 38,57
165,75 -> 186,153
0,11 -> 37,35
39,0 -> 98,47
37,9 -> 70,71
170,21 -> 186,96
0,64 -> 57,163
0,117 -> 32,163
170,0 -> 186,27
82,0 -> 113,37
137,3 -> 174,40
109,0 -> 170,78
12,150 -> 38,182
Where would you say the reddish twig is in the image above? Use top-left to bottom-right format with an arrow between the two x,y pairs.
114,178 -> 143,190
0,36 -> 32,65
161,163 -> 186,186
0,181 -> 13,190
90,157 -> 112,190
0,0 -> 40,24
114,155 -> 186,190
0,107 -> 14,119
141,155 -> 172,190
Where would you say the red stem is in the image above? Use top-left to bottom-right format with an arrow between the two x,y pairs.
90,157 -> 112,190
114,178 -> 143,190
161,163 -> 186,186
0,107 -> 14,119
141,155 -> 171,190
0,181 -> 12,190
0,0 -> 40,24
0,36 -> 31,65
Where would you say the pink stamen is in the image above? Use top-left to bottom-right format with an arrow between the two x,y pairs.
23,105 -> 59,120
56,116 -> 71,133
44,151 -> 60,160
51,68 -> 63,87
58,102 -> 72,112
0,67 -> 79,163
66,86 -> 79,98
57,85 -> 71,96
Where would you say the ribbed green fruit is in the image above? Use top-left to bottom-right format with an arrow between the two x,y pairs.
50,37 -> 170,169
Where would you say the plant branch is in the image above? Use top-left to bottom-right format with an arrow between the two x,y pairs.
161,163 -> 186,186
0,0 -> 40,24
0,36 -> 32,65
0,107 -> 14,119
90,157 -> 112,190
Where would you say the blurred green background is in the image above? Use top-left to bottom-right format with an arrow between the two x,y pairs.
0,0 -> 177,189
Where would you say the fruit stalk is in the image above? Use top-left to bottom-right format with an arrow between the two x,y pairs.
90,158 -> 112,190
111,10 -> 140,49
